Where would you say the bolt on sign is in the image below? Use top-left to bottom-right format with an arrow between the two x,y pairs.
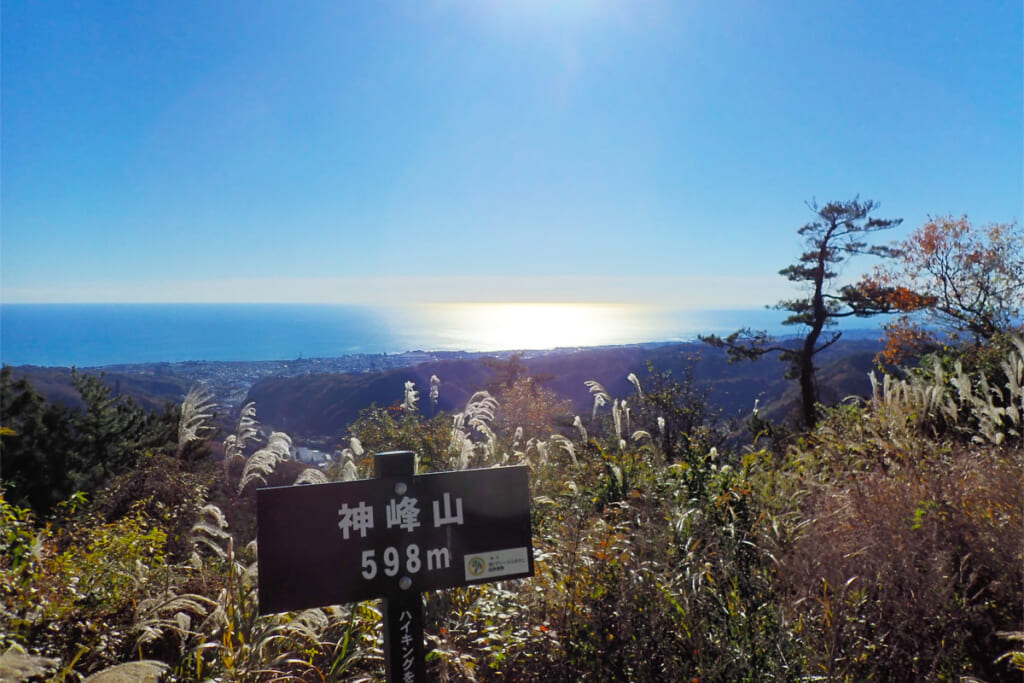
256,451 -> 534,682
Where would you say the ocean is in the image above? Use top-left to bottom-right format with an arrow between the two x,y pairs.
0,303 -> 883,368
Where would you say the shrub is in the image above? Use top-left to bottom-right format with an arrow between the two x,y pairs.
2,502 -> 170,673
780,405 -> 1023,681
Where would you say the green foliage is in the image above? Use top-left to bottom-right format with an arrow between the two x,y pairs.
90,453 -> 211,560
45,510 -> 168,620
348,403 -> 459,474
1,500 -> 170,672
631,360 -> 728,463
69,369 -> 177,487
0,494 -> 48,595
1,367 -> 78,512
0,367 -> 180,514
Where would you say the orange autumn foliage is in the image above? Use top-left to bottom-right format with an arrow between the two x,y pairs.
859,215 -> 1024,363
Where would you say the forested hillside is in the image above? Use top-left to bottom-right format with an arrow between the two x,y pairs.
7,338 -> 884,446
244,339 -> 884,441
4,366 -> 191,414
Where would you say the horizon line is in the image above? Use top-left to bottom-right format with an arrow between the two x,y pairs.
0,300 -> 777,311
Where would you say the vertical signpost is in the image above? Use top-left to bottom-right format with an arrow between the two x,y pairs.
256,451 -> 534,682
378,451 -> 425,682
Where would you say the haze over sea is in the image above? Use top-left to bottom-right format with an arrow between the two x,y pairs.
0,304 -> 885,369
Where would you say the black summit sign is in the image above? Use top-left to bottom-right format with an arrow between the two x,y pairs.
256,461 -> 533,613
257,453 -> 534,682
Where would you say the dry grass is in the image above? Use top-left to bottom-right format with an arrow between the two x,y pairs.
780,435 -> 1022,681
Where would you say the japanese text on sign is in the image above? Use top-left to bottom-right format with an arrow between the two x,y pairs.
338,492 -> 465,580
338,492 -> 464,539
400,609 -> 415,682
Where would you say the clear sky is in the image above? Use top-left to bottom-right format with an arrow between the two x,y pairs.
2,1 -> 1021,307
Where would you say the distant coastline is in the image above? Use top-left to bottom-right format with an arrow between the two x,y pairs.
0,303 -> 884,368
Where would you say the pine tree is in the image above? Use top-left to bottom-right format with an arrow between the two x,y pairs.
702,198 -> 902,429
1,367 -> 76,511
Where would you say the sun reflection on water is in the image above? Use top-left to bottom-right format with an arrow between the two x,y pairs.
402,303 -> 674,352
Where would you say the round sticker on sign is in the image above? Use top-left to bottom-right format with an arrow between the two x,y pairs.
467,556 -> 487,577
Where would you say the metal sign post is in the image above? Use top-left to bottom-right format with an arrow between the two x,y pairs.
256,451 -> 533,683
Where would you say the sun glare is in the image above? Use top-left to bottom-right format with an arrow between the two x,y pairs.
469,0 -> 617,30
415,303 -> 669,352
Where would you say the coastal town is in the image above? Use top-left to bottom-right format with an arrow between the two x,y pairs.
91,350 -> 484,410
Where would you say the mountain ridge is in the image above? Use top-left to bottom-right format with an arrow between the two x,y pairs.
6,337 -> 885,443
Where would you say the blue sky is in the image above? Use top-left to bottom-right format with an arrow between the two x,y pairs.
2,1 -> 1021,307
